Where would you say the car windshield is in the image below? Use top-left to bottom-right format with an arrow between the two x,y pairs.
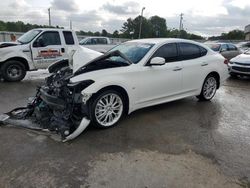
206,43 -> 221,51
79,38 -> 87,45
17,30 -> 41,44
108,42 -> 154,64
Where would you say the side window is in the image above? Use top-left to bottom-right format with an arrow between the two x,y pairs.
34,31 -> 61,47
179,43 -> 202,60
228,44 -> 237,51
63,31 -> 74,45
221,44 -> 228,51
200,46 -> 208,56
91,38 -> 97,44
152,43 -> 178,63
86,39 -> 92,44
97,38 -> 107,44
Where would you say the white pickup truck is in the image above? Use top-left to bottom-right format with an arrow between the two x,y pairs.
79,37 -> 116,53
0,28 -> 79,82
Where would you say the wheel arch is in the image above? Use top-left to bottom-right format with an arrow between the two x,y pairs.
91,85 -> 130,115
207,71 -> 220,89
1,57 -> 30,71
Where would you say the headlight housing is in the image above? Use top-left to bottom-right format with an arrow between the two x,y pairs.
67,80 -> 94,93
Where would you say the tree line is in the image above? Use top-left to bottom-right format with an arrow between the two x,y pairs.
0,20 -> 62,33
208,30 -> 245,40
0,18 -> 245,40
77,15 -> 205,40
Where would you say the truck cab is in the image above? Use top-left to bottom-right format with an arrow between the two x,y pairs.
0,28 -> 79,82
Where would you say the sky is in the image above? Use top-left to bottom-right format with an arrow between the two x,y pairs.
0,0 -> 249,36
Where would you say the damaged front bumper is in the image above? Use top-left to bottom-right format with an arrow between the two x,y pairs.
0,63 -> 93,142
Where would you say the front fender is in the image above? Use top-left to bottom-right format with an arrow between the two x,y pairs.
0,46 -> 33,69
82,78 -> 135,114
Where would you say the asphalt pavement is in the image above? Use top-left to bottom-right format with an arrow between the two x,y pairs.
0,71 -> 250,188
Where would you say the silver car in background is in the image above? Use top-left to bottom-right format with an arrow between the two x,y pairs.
206,43 -> 241,60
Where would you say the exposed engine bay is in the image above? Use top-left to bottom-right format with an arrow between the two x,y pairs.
0,49 -> 131,142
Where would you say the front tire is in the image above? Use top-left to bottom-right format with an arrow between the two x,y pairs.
89,90 -> 125,128
197,75 -> 218,101
1,60 -> 26,82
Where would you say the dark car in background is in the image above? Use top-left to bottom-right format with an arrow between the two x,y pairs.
236,41 -> 250,52
205,43 -> 241,60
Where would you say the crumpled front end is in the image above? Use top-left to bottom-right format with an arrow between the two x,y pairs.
0,61 -> 93,142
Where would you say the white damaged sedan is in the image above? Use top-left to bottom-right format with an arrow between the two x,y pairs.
0,38 -> 229,141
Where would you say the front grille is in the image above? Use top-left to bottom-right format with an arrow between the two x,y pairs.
232,66 -> 250,72
234,62 -> 250,66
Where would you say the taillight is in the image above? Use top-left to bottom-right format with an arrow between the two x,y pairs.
224,59 -> 229,64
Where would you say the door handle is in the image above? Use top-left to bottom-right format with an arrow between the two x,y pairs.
173,67 -> 182,71
201,62 -> 208,66
61,48 -> 65,53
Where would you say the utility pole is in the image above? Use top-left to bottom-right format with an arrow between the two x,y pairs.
138,7 -> 145,39
179,13 -> 184,31
179,13 -> 184,38
48,8 -> 51,26
70,20 -> 72,30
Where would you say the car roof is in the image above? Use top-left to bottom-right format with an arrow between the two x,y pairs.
85,36 -> 109,39
32,28 -> 74,32
126,38 -> 202,45
206,42 -> 236,45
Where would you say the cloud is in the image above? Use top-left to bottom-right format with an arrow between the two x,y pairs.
101,19 -> 125,32
102,1 -> 139,15
9,0 -> 30,9
0,0 -> 249,36
51,0 -> 78,12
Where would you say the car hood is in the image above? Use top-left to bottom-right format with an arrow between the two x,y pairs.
231,53 -> 250,64
0,41 -> 21,48
72,46 -> 103,73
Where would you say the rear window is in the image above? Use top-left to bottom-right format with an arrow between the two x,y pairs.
63,31 -> 74,45
179,43 -> 202,60
228,44 -> 237,51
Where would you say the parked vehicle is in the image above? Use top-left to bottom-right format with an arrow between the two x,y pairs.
205,43 -> 241,60
0,28 -> 79,82
0,38 -> 229,141
228,49 -> 250,77
79,37 -> 116,53
236,41 -> 250,52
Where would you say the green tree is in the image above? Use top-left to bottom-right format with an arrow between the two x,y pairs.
113,30 -> 119,38
149,16 -> 167,37
120,18 -> 135,38
101,29 -> 108,36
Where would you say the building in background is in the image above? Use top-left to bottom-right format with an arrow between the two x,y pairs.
245,24 -> 250,40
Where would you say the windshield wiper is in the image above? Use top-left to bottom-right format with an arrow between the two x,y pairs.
16,40 -> 23,44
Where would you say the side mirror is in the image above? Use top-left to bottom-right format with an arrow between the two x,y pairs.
33,38 -> 45,47
149,57 -> 166,66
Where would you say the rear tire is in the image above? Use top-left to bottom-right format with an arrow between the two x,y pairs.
197,74 -> 218,101
1,60 -> 26,82
89,90 -> 125,128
